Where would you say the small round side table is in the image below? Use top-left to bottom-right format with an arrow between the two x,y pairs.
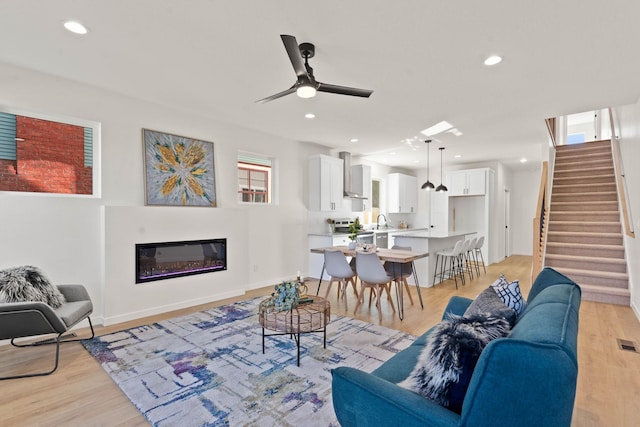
258,295 -> 331,366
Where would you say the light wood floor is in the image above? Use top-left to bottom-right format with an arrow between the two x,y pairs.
1,256 -> 639,426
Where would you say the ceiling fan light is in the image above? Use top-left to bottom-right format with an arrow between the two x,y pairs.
296,85 -> 316,98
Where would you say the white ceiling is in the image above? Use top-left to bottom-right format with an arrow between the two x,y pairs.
2,0 -> 640,171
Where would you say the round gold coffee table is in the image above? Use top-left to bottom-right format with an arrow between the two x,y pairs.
258,295 -> 331,366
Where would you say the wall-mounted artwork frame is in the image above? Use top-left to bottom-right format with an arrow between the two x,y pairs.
143,129 -> 217,207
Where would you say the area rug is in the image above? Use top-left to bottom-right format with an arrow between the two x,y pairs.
82,297 -> 416,427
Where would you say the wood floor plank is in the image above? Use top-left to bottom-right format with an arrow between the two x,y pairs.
1,255 -> 638,426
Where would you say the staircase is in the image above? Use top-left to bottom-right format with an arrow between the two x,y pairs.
544,140 -> 630,305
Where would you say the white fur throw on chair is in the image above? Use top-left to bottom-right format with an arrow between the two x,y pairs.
0,265 -> 66,308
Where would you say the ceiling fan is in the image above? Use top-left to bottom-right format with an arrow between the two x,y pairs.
256,34 -> 374,103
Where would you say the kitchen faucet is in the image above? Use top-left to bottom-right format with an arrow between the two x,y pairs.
376,214 -> 387,230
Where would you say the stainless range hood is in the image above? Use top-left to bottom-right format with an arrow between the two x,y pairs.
339,151 -> 368,199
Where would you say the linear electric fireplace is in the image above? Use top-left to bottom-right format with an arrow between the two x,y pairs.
136,238 -> 227,284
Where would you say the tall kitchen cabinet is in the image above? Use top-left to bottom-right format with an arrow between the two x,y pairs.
428,168 -> 494,263
351,164 -> 371,211
387,173 -> 417,213
308,154 -> 343,211
448,168 -> 494,264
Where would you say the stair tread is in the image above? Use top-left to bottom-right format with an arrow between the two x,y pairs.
580,284 -> 631,296
546,241 -> 624,249
548,220 -> 621,224
550,266 -> 629,280
547,231 -> 622,237
550,210 -> 619,213
553,183 -> 616,188
551,191 -> 615,195
551,201 -> 617,204
545,253 -> 626,263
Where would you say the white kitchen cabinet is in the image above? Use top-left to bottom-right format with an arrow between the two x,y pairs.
351,164 -> 371,212
429,190 -> 449,233
387,173 -> 417,213
309,155 -> 344,211
332,235 -> 350,246
447,169 -> 487,196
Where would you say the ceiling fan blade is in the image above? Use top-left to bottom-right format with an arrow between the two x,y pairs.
317,82 -> 373,98
255,85 -> 296,103
280,34 -> 308,78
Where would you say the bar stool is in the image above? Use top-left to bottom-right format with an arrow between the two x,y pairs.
323,249 -> 358,310
433,239 -> 466,289
465,237 -> 479,276
460,239 -> 475,281
474,236 -> 487,274
355,251 -> 395,322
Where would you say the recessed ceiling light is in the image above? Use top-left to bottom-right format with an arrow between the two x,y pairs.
64,21 -> 88,34
454,155 -> 462,159
350,138 -> 359,143
520,158 -> 527,163
421,121 -> 453,137
484,55 -> 502,66
304,113 -> 315,119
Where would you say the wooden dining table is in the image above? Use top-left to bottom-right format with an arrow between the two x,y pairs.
309,246 -> 429,320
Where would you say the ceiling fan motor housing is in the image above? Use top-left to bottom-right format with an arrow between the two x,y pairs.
299,42 -> 315,59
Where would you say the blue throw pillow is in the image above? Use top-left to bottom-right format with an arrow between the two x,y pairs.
491,274 -> 526,317
398,313 -> 511,414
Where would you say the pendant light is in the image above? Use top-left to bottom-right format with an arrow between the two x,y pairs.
435,147 -> 448,192
421,139 -> 435,190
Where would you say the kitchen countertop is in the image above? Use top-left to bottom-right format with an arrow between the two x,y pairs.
309,227 -> 425,237
391,230 -> 477,239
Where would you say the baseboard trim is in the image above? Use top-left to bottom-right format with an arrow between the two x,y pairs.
102,289 -> 245,326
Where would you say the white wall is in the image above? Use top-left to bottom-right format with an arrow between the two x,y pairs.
510,167 -> 542,255
614,102 -> 640,318
0,62 -> 311,325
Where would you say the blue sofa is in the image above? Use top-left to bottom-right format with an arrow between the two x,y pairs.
331,267 -> 581,427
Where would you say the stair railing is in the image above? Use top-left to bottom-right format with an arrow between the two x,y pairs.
608,108 -> 635,238
532,161 -> 549,280
545,118 -> 557,148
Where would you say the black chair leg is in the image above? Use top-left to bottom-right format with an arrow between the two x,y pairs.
2,317 -> 95,381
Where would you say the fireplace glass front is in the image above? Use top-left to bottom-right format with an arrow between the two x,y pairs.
136,238 -> 227,284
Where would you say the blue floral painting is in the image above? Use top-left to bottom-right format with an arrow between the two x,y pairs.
143,129 -> 217,207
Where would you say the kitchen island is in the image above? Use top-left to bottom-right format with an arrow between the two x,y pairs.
391,230 -> 477,287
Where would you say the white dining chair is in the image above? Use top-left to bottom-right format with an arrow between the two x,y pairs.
323,249 -> 358,310
355,251 -> 395,322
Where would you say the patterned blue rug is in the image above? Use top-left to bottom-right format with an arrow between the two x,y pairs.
82,297 -> 415,426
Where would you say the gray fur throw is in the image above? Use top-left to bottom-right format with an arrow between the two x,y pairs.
0,265 -> 66,308
398,313 -> 511,413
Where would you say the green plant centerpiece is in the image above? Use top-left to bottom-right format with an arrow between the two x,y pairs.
262,280 -> 301,312
348,217 -> 362,242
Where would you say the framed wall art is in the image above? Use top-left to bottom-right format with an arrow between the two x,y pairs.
143,129 -> 217,207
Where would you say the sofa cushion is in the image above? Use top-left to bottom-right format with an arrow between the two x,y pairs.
491,274 -> 526,316
464,286 -> 516,326
397,313 -> 511,414
0,265 -> 66,308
